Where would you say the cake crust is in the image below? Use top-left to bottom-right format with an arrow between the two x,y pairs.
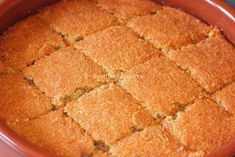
97,0 -> 161,19
66,84 -> 155,145
213,82 -> 235,114
75,26 -> 160,74
0,72 -> 52,121
8,110 -> 95,157
111,126 -> 204,157
0,16 -> 64,70
23,47 -> 107,106
168,31 -> 235,93
120,56 -> 204,117
164,98 -> 235,153
128,7 -> 211,50
38,0 -> 118,42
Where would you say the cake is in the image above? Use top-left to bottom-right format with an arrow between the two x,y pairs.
0,0 -> 234,157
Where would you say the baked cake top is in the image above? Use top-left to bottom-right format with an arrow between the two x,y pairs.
0,0 -> 234,157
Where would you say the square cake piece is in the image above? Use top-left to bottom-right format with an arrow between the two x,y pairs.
128,7 -> 211,50
120,56 -> 204,118
96,0 -> 161,19
0,16 -> 64,70
0,72 -> 52,122
23,47 -> 107,107
168,31 -> 235,93
38,0 -> 118,42
110,126 -> 204,157
213,82 -> 235,114
8,110 -> 95,157
164,98 -> 235,154
75,26 -> 160,74
65,83 -> 155,145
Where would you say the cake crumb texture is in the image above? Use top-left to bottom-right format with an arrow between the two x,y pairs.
97,0 -> 161,18
23,47 -> 106,106
120,56 -> 204,117
213,82 -> 235,114
75,26 -> 160,74
8,110 -> 95,157
128,7 -> 211,50
168,31 -> 235,93
164,98 -> 235,154
93,151 -> 110,157
0,16 -> 64,70
0,72 -> 52,121
66,84 -> 155,145
38,0 -> 118,41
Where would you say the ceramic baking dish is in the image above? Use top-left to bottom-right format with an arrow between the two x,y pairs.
0,0 -> 234,157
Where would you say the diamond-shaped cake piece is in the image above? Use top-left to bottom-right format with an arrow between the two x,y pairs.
110,126 -> 204,157
128,7 -> 211,50
97,0 -> 161,19
8,110 -> 94,157
213,82 -> 235,114
0,72 -> 52,121
23,47 -> 107,107
65,84 -> 155,145
0,16 -> 64,70
164,98 -> 235,154
75,26 -> 160,74
168,31 -> 235,93
38,0 -> 118,42
120,56 -> 204,117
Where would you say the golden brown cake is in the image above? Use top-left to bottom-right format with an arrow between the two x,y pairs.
0,0 -> 234,157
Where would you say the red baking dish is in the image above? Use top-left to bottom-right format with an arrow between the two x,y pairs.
0,0 -> 235,157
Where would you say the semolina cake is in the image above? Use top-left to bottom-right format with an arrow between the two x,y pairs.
0,71 -> 52,122
127,7 -> 211,50
23,46 -> 107,107
8,110 -> 95,157
0,0 -> 234,157
110,126 -> 205,157
167,30 -> 235,93
212,82 -> 235,114
164,98 -> 235,154
119,56 -> 204,118
0,16 -> 64,70
65,83 -> 155,145
75,26 -> 160,74
96,0 -> 161,19
38,0 -> 118,42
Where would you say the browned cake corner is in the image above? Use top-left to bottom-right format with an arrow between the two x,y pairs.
0,15 -> 64,70
167,30 -> 235,93
75,26 -> 160,75
212,82 -> 235,114
110,126 -> 204,157
127,7 -> 212,51
23,47 -> 107,107
164,98 -> 235,154
65,83 -> 155,145
96,0 -> 161,19
38,0 -> 118,42
119,55 -> 204,118
0,71 -> 52,122
8,110 -> 95,157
